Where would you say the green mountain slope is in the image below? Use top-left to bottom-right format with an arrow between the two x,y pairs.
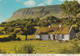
7,5 -> 62,21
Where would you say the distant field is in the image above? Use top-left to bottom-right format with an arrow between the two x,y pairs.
0,35 -> 35,40
0,27 -> 4,31
0,35 -> 9,38
0,40 -> 76,54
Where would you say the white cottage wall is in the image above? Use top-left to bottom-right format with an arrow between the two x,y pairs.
35,35 -> 40,39
63,34 -> 69,40
58,34 -> 62,40
55,34 -> 62,40
55,34 -> 57,40
41,35 -> 49,40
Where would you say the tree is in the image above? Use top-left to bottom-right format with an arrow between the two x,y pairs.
60,0 -> 80,20
34,17 -> 40,23
5,27 -> 14,34
4,26 -> 8,34
21,22 -> 36,40
28,18 -> 34,23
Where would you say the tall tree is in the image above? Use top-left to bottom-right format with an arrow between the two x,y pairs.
21,22 -> 36,40
60,0 -> 80,20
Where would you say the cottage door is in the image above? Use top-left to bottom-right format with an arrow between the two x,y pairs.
53,35 -> 55,39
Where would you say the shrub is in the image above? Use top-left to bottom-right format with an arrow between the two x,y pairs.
0,49 -> 6,54
71,37 -> 80,42
16,37 -> 21,41
8,33 -> 16,40
0,50 -> 2,53
0,31 -> 4,35
72,38 -> 79,41
15,45 -> 33,53
0,37 -> 10,42
77,37 -> 80,40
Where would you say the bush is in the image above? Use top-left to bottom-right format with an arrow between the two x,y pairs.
77,37 -> 80,40
71,37 -> 80,42
0,31 -> 4,35
15,45 -> 33,53
58,42 -> 80,54
0,34 -> 21,42
0,50 -> 2,53
16,37 -> 21,41
0,49 -> 6,54
0,37 -> 10,42
72,38 -> 79,41
8,33 -> 16,40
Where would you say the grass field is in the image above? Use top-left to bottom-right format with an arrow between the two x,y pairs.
0,35 -> 79,54
0,40 -> 76,54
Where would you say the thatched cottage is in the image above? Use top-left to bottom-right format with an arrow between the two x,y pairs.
35,25 -> 76,41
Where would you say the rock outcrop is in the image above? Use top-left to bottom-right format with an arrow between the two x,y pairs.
8,5 -> 62,21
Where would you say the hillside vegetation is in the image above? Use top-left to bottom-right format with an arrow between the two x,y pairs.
0,14 -> 80,41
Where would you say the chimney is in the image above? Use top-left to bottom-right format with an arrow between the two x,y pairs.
48,25 -> 51,28
59,25 -> 62,28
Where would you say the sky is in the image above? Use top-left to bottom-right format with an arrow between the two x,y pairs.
0,0 -> 80,23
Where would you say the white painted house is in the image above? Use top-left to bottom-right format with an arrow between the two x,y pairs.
35,25 -> 76,41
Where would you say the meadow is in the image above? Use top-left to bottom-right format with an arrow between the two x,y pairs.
0,40 -> 71,53
0,38 -> 79,54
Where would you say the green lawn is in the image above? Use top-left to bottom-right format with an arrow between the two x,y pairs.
0,40 -> 78,54
0,35 -> 80,54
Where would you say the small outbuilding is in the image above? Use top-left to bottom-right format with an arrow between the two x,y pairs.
35,25 -> 76,41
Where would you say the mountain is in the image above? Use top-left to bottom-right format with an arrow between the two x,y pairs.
7,5 -> 62,21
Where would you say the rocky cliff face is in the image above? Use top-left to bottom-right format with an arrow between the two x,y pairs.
8,5 -> 62,21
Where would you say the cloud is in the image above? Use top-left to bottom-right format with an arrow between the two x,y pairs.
38,3 -> 45,6
16,0 -> 21,2
45,0 -> 53,5
38,0 -> 53,6
23,0 -> 36,7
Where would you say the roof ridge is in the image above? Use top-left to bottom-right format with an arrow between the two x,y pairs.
36,25 -> 72,35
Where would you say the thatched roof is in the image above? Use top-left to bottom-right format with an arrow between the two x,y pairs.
36,26 -> 71,35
